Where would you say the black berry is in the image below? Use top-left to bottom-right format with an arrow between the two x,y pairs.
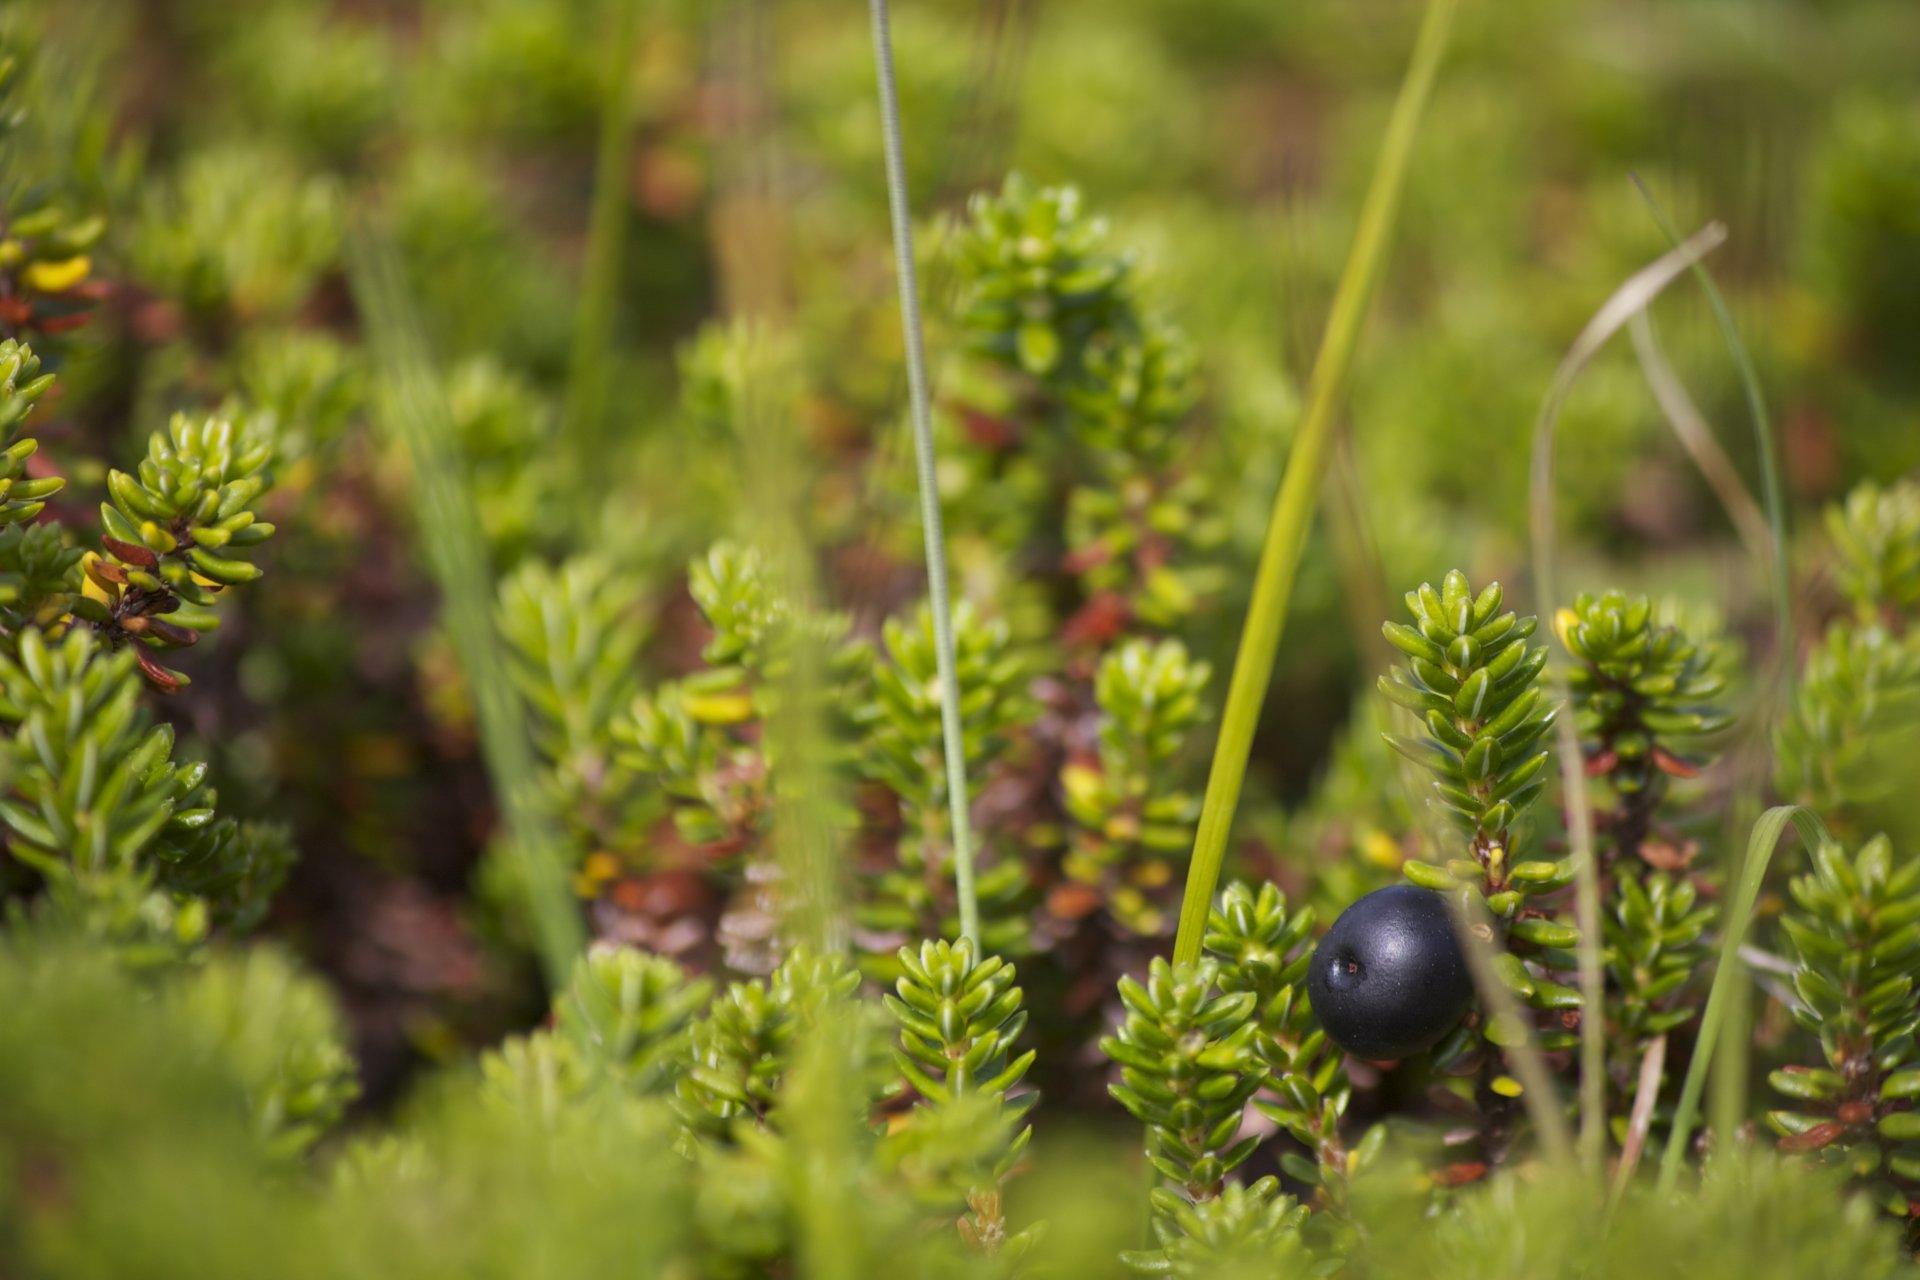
1307,883 -> 1474,1061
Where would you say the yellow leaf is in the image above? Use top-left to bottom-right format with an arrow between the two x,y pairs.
22,254 -> 91,294
683,689 -> 755,725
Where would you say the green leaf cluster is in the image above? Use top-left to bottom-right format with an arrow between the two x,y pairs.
1381,571 -> 1562,913
1200,882 -> 1363,1212
1558,591 -> 1728,1090
0,629 -> 285,960
951,174 -> 1132,382
856,601 -> 1032,955
84,412 -> 279,688
1767,835 -> 1920,1229
1060,638 -> 1211,935
1101,957 -> 1263,1203
166,944 -> 359,1159
1125,1176 -> 1310,1279
1777,481 -> 1920,845
946,176 -> 1222,634
1776,623 -> 1920,825
0,37 -> 107,347
0,339 -> 60,525
677,946 -> 865,1141
1558,591 -> 1731,857
1827,479 -> 1920,624
499,555 -> 653,858
884,938 -> 1037,1250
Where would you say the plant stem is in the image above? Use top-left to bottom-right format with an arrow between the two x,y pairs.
1656,805 -> 1830,1194
1631,176 -> 1793,703
1528,221 -> 1727,1174
1629,311 -> 1774,571
1172,0 -> 1458,967
350,233 -> 586,991
867,0 -> 980,950
562,0 -> 640,477
1632,180 -> 1797,1149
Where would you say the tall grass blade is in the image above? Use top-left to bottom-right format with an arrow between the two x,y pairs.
560,0 -> 641,475
1172,0 -> 1459,966
1656,805 -> 1831,1195
1630,312 -> 1774,571
349,233 -> 586,990
1632,180 -> 1797,1143
867,0 -> 981,949
736,330 -> 845,955
1529,221 -> 1727,1172
1448,890 -> 1577,1166
1631,176 -> 1793,701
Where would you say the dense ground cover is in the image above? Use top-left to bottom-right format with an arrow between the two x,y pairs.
1,0 -> 1918,1274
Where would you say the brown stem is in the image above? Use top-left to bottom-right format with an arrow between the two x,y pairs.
1613,1033 -> 1667,1195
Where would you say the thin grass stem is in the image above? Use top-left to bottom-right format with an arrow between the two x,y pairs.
349,233 -> 586,991
561,0 -> 640,470
1631,180 -> 1796,1151
1447,890 -> 1577,1166
867,0 -> 980,950
1655,805 -> 1831,1194
1631,177 -> 1793,702
1172,0 -> 1459,967
1630,312 -> 1774,571
1528,221 -> 1728,1174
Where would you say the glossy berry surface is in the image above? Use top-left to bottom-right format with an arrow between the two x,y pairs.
1307,884 -> 1473,1061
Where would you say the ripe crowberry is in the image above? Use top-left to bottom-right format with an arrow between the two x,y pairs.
1307,884 -> 1473,1061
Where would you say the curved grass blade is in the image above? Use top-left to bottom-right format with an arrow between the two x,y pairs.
1654,804 -> 1832,1195
1630,311 -> 1774,571
1528,220 -> 1728,1172
349,232 -> 585,991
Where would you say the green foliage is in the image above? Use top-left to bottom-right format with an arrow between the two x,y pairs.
1349,1151 -> 1905,1280
158,817 -> 297,936
7,0 -> 1920,1271
1202,881 -> 1363,1218
617,545 -> 782,852
951,174 -> 1131,382
1775,624 -> 1920,824
1102,958 -> 1262,1204
129,146 -> 342,327
1062,638 -> 1212,935
1827,480 -> 1920,625
1381,572 -> 1562,914
1603,869 -> 1711,1049
857,602 -> 1032,955
0,338 -> 61,525
0,37 -> 107,347
499,555 -> 651,855
678,946 -> 864,1141
444,358 -> 565,565
945,175 -> 1222,638
1558,591 -> 1731,865
1558,592 -> 1728,1099
167,944 -> 359,1159
1378,572 -> 1579,1083
1129,1177 -> 1310,1279
885,938 -> 1037,1251
1767,834 -> 1920,1234
0,629 -> 267,959
1777,481 -> 1920,846
0,519 -> 82,635
555,944 -> 713,1094
85,412 -> 279,689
